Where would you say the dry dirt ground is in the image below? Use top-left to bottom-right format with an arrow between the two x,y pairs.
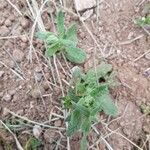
0,0 -> 150,150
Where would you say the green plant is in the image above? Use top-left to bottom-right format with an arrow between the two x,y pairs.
63,62 -> 118,150
36,11 -> 86,64
135,16 -> 150,26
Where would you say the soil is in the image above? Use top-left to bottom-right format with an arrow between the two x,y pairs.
0,0 -> 150,150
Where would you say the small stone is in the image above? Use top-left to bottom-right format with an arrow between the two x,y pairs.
0,92 -> 4,98
0,71 -> 4,78
9,15 -> 15,21
143,125 -> 150,133
54,120 -> 62,127
82,9 -> 93,20
145,53 -> 150,60
33,125 -> 42,139
5,19 -> 12,27
3,94 -> 12,102
35,72 -> 43,82
74,0 -> 96,11
13,49 -> 25,63
43,82 -> 49,91
0,26 -> 9,36
8,89 -> 16,96
16,109 -> 24,116
35,66 -> 42,73
44,129 -> 60,143
21,36 -> 28,43
20,18 -> 29,28
31,86 -> 45,99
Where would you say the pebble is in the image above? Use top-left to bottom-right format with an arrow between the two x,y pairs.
43,82 -> 49,91
20,18 -> 29,28
35,66 -> 42,73
35,72 -> 43,82
0,71 -> 4,78
0,26 -> 9,36
33,125 -> 42,139
21,36 -> 28,43
5,19 -> 12,27
145,53 -> 150,60
13,49 -> 25,63
54,120 -> 62,127
3,93 -> 12,102
9,15 -> 15,22
31,86 -> 45,99
44,129 -> 60,143
8,89 -> 16,96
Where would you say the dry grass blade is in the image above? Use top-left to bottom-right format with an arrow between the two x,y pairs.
0,120 -> 24,150
0,61 -> 25,80
4,108 -> 65,130
6,0 -> 23,16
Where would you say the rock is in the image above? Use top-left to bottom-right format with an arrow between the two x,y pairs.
54,120 -> 62,127
43,82 -> 49,91
0,26 -> 9,36
13,49 -> 25,63
20,18 -> 29,28
21,36 -> 28,43
3,93 -> 12,102
33,125 -> 42,139
82,9 -> 93,20
74,0 -> 96,11
31,86 -> 45,99
35,66 -> 42,73
145,53 -> 150,60
5,19 -> 12,27
35,72 -> 43,82
8,89 -> 16,96
44,129 -> 60,143
0,71 -> 4,78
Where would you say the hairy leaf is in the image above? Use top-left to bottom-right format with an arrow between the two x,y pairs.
67,109 -> 81,136
57,10 -> 65,37
65,24 -> 78,46
36,31 -> 54,40
65,47 -> 86,64
45,43 -> 59,57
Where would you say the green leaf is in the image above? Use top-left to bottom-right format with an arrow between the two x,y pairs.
57,10 -> 65,37
81,118 -> 91,134
72,101 -> 90,117
99,92 -> 117,117
60,39 -> 75,47
46,34 -> 58,44
65,47 -> 86,64
85,62 -> 112,84
67,109 -> 81,136
36,31 -> 54,40
65,24 -> 78,46
80,134 -> 88,150
45,43 -> 59,57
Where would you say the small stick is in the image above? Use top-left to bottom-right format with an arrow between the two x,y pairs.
4,108 -> 65,130
6,0 -> 23,16
133,49 -> 150,62
0,120 -> 24,150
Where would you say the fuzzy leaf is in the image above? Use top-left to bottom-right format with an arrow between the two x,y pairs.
60,39 -> 75,47
81,118 -> 91,134
46,35 -> 58,44
65,24 -> 78,46
57,11 -> 65,37
67,109 -> 81,136
65,47 -> 86,63
99,92 -> 117,117
45,43 -> 59,57
36,31 -> 54,40
85,62 -> 112,84
80,134 -> 88,150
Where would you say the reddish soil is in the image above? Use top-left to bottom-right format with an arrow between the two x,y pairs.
0,0 -> 150,150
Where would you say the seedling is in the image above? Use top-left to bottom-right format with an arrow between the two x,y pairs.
36,11 -> 86,64
135,16 -> 150,27
63,62 -> 118,150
